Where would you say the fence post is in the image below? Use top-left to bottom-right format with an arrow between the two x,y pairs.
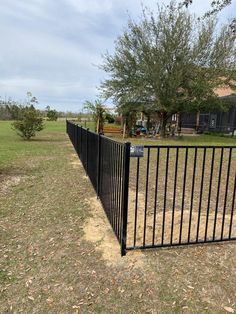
97,133 -> 101,198
121,142 -> 130,256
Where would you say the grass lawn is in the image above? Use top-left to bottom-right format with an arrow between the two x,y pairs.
0,120 -> 236,313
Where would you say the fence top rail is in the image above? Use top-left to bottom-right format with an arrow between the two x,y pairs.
67,120 -> 79,124
67,121 -> 96,134
100,134 -> 127,146
67,122 -> 236,149
67,120 -> 127,146
143,145 -> 236,149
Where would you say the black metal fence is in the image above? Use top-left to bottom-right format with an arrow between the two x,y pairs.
66,120 -> 130,256
127,146 -> 236,251
67,121 -> 236,256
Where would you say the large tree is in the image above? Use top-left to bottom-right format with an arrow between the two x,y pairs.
100,1 -> 236,136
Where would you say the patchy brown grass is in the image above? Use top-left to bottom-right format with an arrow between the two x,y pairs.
127,190 -> 236,248
0,125 -> 236,313
127,147 -> 236,248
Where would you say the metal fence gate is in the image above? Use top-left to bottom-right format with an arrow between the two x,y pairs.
126,145 -> 236,252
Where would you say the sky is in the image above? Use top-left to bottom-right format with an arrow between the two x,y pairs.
0,0 -> 235,112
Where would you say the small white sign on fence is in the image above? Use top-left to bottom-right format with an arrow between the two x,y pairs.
130,145 -> 144,157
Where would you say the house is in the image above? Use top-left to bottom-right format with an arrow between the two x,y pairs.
181,86 -> 236,134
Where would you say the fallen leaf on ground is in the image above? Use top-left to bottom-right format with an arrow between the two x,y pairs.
223,306 -> 235,313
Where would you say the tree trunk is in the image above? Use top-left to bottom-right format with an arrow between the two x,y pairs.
121,115 -> 124,129
96,117 -> 100,133
196,111 -> 200,132
141,111 -> 144,122
159,112 -> 168,138
147,114 -> 150,132
99,117 -> 104,134
123,119 -> 126,139
177,113 -> 181,136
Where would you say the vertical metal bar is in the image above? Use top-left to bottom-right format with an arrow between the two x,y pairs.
72,123 -> 74,147
196,148 -> 206,242
114,143 -> 119,237
162,148 -> 169,246
152,148 -> 160,246
107,141 -> 112,223
114,144 -> 118,235
80,128 -> 84,163
170,147 -> 179,245
74,123 -> 76,148
97,134 -> 101,198
111,141 -> 115,231
143,147 -> 150,247
107,141 -> 111,224
103,139 -> 108,218
76,124 -> 79,154
221,148 -> 232,239
204,148 -> 215,241
110,142 -> 114,229
113,143 -> 117,234
77,125 -> 80,156
86,128 -> 89,175
121,142 -> 130,256
188,148 -> 197,243
229,173 -> 236,238
213,148 -> 224,240
80,125 -> 82,157
99,138 -> 102,196
71,122 -> 73,145
134,157 -> 140,247
179,148 -> 189,244
118,145 -> 123,242
80,126 -> 82,159
74,123 -> 76,152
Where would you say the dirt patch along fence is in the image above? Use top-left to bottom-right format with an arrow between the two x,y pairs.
66,120 -> 130,256
67,121 -> 236,256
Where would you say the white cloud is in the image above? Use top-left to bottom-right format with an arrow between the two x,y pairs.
0,0 -> 234,112
66,0 -> 113,14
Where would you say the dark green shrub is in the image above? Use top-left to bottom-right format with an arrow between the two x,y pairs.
47,109 -> 58,121
105,113 -> 115,124
12,106 -> 44,140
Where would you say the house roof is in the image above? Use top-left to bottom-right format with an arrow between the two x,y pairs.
214,86 -> 236,97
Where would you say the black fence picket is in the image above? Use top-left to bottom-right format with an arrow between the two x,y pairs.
66,120 -> 130,256
127,145 -> 236,252
67,120 -> 236,256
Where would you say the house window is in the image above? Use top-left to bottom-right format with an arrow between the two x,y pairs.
209,114 -> 217,128
172,114 -> 177,121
